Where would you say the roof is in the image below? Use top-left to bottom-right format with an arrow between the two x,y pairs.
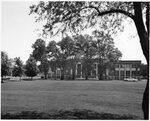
116,60 -> 141,64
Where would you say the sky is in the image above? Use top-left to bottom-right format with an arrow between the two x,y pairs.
1,1 -> 147,64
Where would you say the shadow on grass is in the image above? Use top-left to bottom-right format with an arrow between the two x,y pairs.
1,109 -> 141,119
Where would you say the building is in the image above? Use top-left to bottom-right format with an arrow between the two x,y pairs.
47,60 -> 142,80
112,60 -> 141,80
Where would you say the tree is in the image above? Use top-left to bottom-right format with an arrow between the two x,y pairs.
46,40 -> 59,79
32,38 -> 50,79
57,36 -> 75,80
32,38 -> 46,62
59,36 -> 77,80
1,51 -> 10,83
38,54 -> 49,79
30,2 -> 149,119
25,56 -> 38,80
8,58 -> 14,76
92,30 -> 122,80
12,57 -> 23,80
75,34 -> 96,80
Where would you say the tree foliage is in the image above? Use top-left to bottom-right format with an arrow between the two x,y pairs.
92,30 -> 122,79
29,2 -> 135,36
1,51 -> 10,82
12,57 -> 23,80
74,34 -> 96,80
32,38 -> 46,61
29,2 -> 148,60
29,2 -> 148,64
56,36 -> 76,80
25,56 -> 38,79
39,54 -> 49,79
46,40 -> 58,79
32,38 -> 50,79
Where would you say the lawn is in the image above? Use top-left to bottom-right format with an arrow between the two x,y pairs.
1,79 -> 147,119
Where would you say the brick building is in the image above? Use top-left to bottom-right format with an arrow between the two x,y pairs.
48,60 -> 141,80
111,60 -> 141,80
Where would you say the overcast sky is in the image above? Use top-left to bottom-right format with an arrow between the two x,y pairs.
1,1 -> 147,64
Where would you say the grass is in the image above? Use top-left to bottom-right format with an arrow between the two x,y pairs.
1,79 -> 147,119
1,109 -> 139,119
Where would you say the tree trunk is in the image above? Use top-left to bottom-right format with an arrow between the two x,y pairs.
98,67 -> 104,80
61,74 -> 64,80
72,68 -> 75,80
44,72 -> 47,79
1,76 -> 4,83
85,71 -> 89,80
98,73 -> 103,80
85,75 -> 88,80
54,70 -> 57,80
142,76 -> 149,119
72,73 -> 75,80
60,69 -> 64,80
133,2 -> 149,119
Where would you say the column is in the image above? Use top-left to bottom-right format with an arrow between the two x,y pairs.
106,69 -> 109,76
118,64 -> 121,80
96,63 -> 98,79
76,64 -> 77,76
81,64 -> 82,78
130,65 -> 132,77
91,70 -> 92,78
59,69 -> 61,78
56,68 -> 57,79
124,66 -> 126,78
70,68 -> 72,75
51,70 -> 52,79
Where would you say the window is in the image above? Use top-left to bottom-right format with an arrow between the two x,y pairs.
93,64 -> 96,70
77,64 -> 81,75
115,71 -> 119,76
116,64 -> 119,68
132,64 -> 136,68
126,71 -> 130,76
125,65 -> 130,68
91,70 -> 96,76
120,71 -> 124,76
137,70 -> 140,75
132,71 -> 136,76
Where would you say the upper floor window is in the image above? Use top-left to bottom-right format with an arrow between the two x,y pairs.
120,64 -> 124,68
116,64 -> 119,68
93,64 -> 96,70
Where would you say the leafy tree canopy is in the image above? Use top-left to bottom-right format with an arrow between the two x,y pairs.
25,55 -> 38,78
32,38 -> 46,61
1,51 -> 10,77
29,2 -> 140,37
12,57 -> 23,78
92,30 -> 122,62
39,54 -> 49,79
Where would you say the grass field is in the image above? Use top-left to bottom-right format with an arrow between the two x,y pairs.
1,79 -> 147,119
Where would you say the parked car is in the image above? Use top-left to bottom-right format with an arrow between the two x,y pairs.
124,77 -> 138,82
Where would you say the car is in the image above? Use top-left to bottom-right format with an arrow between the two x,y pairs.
124,77 -> 138,82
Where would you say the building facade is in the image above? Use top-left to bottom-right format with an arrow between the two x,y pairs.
112,61 -> 141,80
47,60 -> 141,80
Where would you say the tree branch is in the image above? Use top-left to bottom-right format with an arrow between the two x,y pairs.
62,5 -> 135,21
97,9 -> 134,20
84,5 -> 135,20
